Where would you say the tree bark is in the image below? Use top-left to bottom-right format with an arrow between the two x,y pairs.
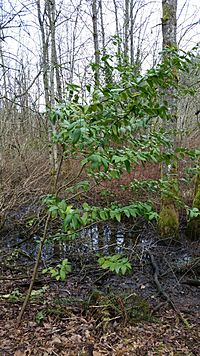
124,0 -> 129,61
37,0 -> 62,171
159,0 -> 179,239
187,157 -> 200,240
92,0 -> 100,88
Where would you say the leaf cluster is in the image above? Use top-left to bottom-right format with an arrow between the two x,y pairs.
42,259 -> 72,281
97,254 -> 132,275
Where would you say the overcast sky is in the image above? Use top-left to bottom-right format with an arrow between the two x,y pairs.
1,0 -> 200,99
2,1 -> 200,57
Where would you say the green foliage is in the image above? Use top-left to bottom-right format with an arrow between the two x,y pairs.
42,259 -> 72,281
97,254 -> 132,275
44,195 -> 158,232
187,207 -> 200,220
0,287 -> 48,304
128,177 -> 182,205
49,49 -> 198,183
30,286 -> 48,300
1,289 -> 22,303
35,310 -> 46,325
45,47 -> 200,261
25,217 -> 36,227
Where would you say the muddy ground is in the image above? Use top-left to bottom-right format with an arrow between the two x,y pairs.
0,216 -> 200,355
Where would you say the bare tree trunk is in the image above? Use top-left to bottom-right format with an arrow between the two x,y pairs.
37,0 -> 50,109
37,0 -> 62,171
99,0 -> 105,57
92,0 -> 100,87
124,0 -> 129,62
48,0 -> 62,101
68,1 -> 82,85
113,0 -> 121,64
130,0 -> 135,66
47,0 -> 58,170
159,0 -> 179,239
130,0 -> 141,73
99,0 -> 110,84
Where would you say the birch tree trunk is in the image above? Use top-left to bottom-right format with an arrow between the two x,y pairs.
159,0 -> 179,239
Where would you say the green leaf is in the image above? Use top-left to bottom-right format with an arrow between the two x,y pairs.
72,128 -> 81,144
121,265 -> 127,275
124,209 -> 131,218
99,210 -> 108,220
71,215 -> 79,230
98,254 -> 132,275
48,206 -> 58,219
112,124 -> 118,136
188,207 -> 200,220
82,202 -> 90,210
58,200 -> 67,212
124,159 -> 131,173
101,158 -> 109,172
129,208 -> 137,218
82,212 -> 89,225
115,211 -> 121,222
92,210 -> 97,220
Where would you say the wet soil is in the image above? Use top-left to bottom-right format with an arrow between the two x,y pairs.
0,217 -> 200,355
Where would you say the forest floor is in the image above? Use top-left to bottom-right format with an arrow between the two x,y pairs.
0,216 -> 200,356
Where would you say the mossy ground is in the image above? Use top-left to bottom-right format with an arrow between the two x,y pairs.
84,289 -> 152,331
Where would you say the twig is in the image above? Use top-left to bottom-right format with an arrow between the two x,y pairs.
182,279 -> 200,287
148,251 -> 190,328
17,154 -> 64,326
93,270 -> 110,284
17,213 -> 50,326
0,275 -> 29,280
56,163 -> 86,195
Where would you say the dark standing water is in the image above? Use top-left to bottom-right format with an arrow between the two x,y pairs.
0,221 -> 155,264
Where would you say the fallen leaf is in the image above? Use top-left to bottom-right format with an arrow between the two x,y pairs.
14,351 -> 24,356
51,336 -> 62,345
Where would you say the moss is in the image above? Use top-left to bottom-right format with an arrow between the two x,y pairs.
162,3 -> 172,22
194,170 -> 200,198
159,202 -> 179,239
193,186 -> 200,209
85,289 -> 152,328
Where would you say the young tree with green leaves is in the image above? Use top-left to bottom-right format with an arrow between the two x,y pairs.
45,48 -> 197,241
17,48 -> 200,323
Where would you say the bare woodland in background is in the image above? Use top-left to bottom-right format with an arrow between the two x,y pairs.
0,0 -> 200,219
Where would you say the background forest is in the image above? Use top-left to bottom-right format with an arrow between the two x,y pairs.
0,0 -> 200,355
0,0 -> 200,221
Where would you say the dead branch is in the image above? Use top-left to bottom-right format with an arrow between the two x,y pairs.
182,279 -> 200,287
17,154 -> 64,326
148,251 -> 190,328
16,213 -> 51,326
